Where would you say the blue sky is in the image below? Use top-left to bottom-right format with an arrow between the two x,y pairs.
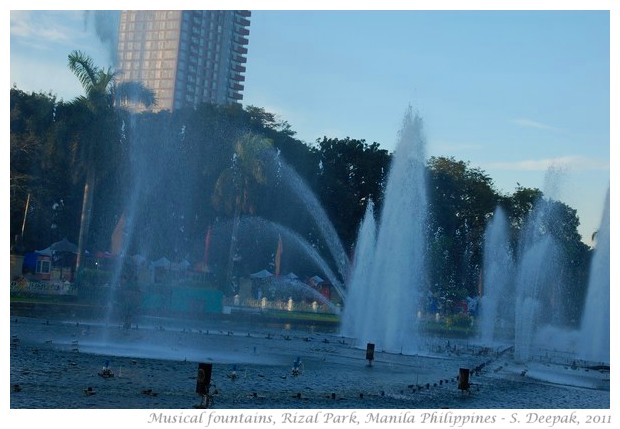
6,2 -> 615,245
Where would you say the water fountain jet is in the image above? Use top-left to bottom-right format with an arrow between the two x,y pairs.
478,206 -> 514,345
341,107 -> 428,354
578,188 -> 610,364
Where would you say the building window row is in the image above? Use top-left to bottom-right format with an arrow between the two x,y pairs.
147,79 -> 174,89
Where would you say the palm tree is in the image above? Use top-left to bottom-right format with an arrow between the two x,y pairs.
67,50 -> 155,273
212,132 -> 273,292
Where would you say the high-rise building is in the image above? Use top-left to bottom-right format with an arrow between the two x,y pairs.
116,10 -> 251,111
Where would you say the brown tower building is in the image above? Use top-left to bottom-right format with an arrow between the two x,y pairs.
116,10 -> 251,111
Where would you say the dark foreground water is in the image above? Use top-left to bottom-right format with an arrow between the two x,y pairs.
9,316 -> 609,410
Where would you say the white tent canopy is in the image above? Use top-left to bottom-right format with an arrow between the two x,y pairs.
250,269 -> 273,279
35,238 -> 78,255
151,257 -> 171,269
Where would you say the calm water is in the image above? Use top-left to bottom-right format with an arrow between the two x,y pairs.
10,316 -> 610,409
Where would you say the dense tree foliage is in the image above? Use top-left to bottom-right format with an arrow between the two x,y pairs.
10,87 -> 82,252
426,156 -> 498,304
316,137 -> 390,251
10,62 -> 593,317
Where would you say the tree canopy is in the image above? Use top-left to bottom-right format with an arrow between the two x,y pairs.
10,59 -> 592,312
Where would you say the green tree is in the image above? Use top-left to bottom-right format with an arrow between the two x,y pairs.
427,156 -> 499,302
9,88 -> 76,251
531,198 -> 591,327
212,132 -> 273,292
245,105 -> 296,138
212,132 -> 273,217
503,185 -> 543,233
316,137 -> 390,250
67,50 -> 155,272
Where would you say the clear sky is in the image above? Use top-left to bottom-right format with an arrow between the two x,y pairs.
6,1 -> 616,246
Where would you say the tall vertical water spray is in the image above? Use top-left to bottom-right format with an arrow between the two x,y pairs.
102,117 -> 147,330
341,107 -> 428,354
513,198 -> 563,362
579,188 -> 610,363
478,206 -> 514,344
340,201 -> 377,338
102,116 -> 190,331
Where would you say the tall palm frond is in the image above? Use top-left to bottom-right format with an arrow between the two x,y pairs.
67,50 -> 99,91
68,50 -> 121,112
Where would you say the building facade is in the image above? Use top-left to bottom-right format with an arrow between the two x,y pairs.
116,10 -> 251,111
